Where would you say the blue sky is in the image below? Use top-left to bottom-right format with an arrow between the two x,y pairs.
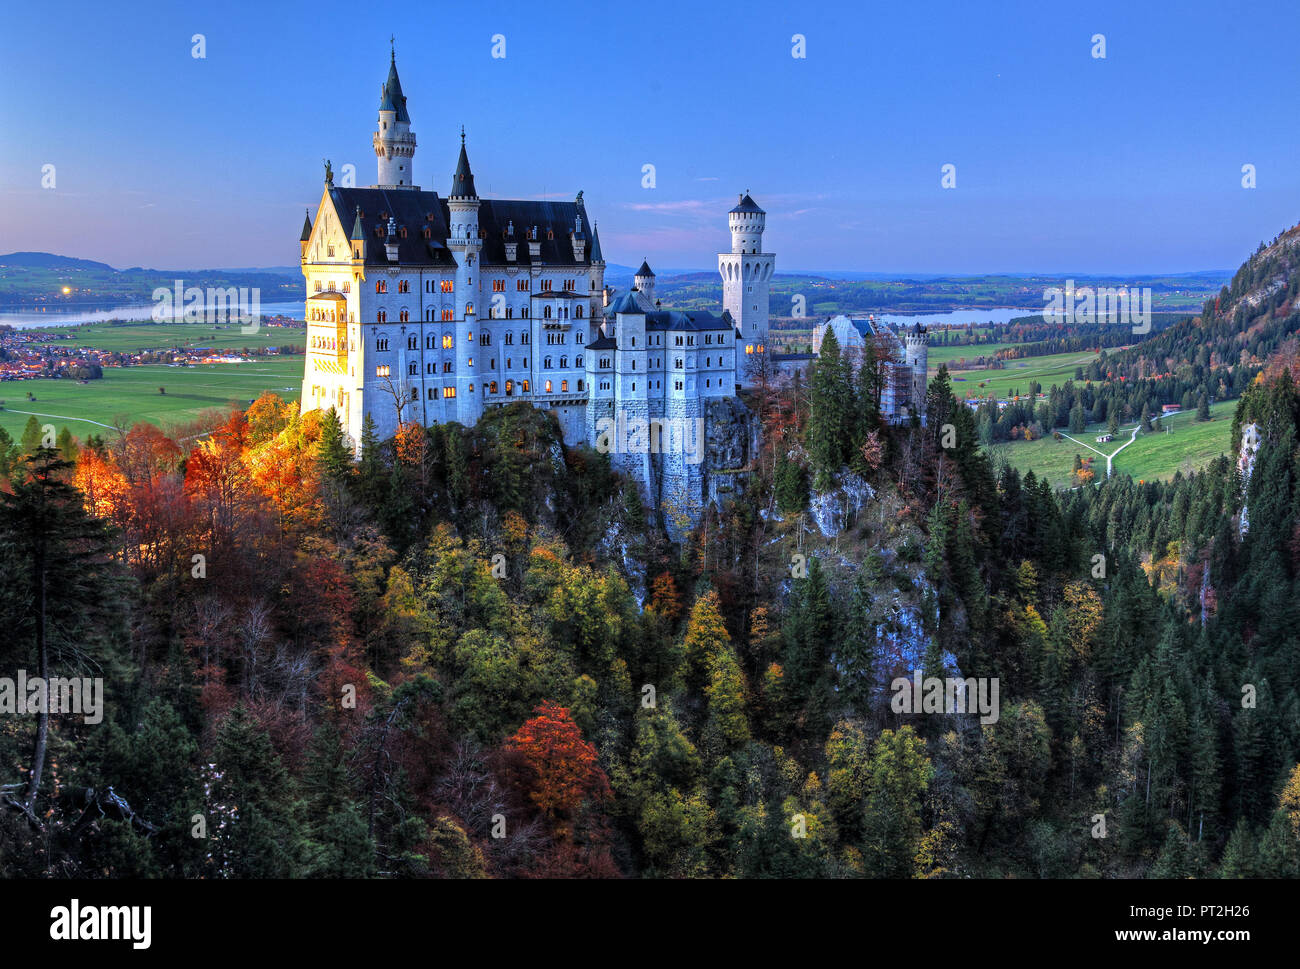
1,0 -> 1297,274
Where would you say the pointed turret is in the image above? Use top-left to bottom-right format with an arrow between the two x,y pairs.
634,260 -> 656,309
378,47 -> 411,124
299,208 -> 313,260
450,126 -> 477,198
350,206 -> 364,241
590,222 -> 604,263
373,43 -> 417,187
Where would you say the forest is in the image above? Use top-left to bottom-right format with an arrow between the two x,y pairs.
1,234 -> 1299,879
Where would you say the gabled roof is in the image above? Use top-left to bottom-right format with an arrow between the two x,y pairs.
478,199 -> 595,267
646,308 -> 733,332
730,193 -> 764,214
315,187 -> 598,269
324,186 -> 456,267
607,291 -> 644,315
379,53 -> 411,124
586,333 -> 617,350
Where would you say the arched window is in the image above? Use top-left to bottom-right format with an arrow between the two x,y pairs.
543,306 -> 552,319
490,381 -> 498,394
560,380 -> 568,392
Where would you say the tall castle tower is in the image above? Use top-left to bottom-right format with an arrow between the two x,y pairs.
373,45 -> 417,188
904,324 -> 929,419
447,128 -> 481,424
718,193 -> 773,381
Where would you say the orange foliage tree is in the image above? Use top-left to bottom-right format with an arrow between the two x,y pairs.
506,701 -> 609,837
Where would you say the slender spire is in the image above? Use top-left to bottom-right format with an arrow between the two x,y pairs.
450,128 -> 477,198
378,45 -> 410,124
350,206 -> 364,241
300,208 -> 312,242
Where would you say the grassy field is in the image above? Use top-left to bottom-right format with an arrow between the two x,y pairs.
929,341 -> 1020,369
0,359 -> 303,441
987,400 -> 1236,488
32,321 -> 305,353
944,348 -> 1103,402
0,321 -> 307,442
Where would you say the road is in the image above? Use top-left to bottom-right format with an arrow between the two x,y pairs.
1060,422 -> 1140,478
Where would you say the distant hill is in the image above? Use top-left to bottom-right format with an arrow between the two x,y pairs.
0,251 -> 116,271
0,252 -> 302,307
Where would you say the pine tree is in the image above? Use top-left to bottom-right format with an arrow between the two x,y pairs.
19,415 -> 42,453
55,426 -> 78,462
1069,402 -> 1086,433
316,408 -> 353,481
808,328 -> 853,488
1196,391 -> 1210,421
0,448 -> 126,808
211,705 -> 302,877
774,451 -> 809,513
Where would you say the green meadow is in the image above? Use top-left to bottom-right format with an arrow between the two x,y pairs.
987,400 -> 1236,488
944,348 -> 1103,402
0,358 -> 304,441
34,320 -> 305,353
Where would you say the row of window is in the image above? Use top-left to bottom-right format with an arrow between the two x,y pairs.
313,280 -> 351,293
384,353 -> 588,377
404,379 -> 584,399
373,277 -> 587,295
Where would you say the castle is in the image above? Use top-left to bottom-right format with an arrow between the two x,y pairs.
298,49 -> 772,528
812,315 -> 929,422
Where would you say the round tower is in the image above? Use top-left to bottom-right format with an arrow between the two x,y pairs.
373,45 -> 417,187
634,259 -> 656,308
447,127 -> 481,421
718,192 -> 774,374
729,193 -> 766,254
904,323 -> 930,419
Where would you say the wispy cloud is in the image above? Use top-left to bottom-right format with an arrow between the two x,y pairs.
623,199 -> 716,214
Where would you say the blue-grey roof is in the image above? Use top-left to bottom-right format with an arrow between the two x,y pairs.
450,140 -> 476,197
318,187 -> 598,269
590,223 -> 603,262
646,308 -> 733,332
607,291 -> 644,315
636,260 -> 654,277
300,209 -> 312,242
379,54 -> 411,124
730,193 -> 763,214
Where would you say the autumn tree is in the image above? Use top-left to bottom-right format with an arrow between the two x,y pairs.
506,701 -> 609,839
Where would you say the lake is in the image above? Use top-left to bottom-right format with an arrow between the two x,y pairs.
0,300 -> 307,329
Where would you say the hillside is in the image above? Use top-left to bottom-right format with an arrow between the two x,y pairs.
0,252 -> 116,271
0,253 -> 301,307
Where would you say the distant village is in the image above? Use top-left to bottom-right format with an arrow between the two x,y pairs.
0,315 -> 303,382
